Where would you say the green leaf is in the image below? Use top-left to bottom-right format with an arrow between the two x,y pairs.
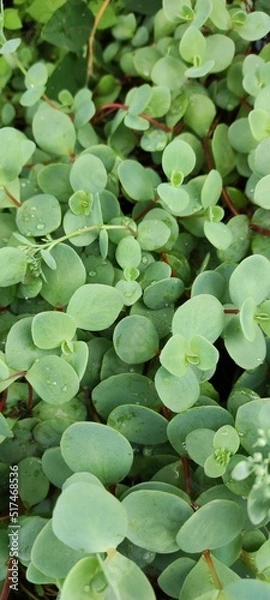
224,579 -> 270,599
179,26 -> 206,65
41,0 -> 94,52
223,315 -> 266,370
254,174 -> 270,209
41,447 -> 73,488
239,297 -> 257,341
155,365 -> 200,412
201,170 -> 223,209
168,405 -> 233,455
158,557 -> 196,599
113,315 -> 159,363
0,128 -> 35,184
118,160 -> 155,201
204,221 -> 233,250
108,404 -> 168,445
26,355 -> 80,404
151,55 -> 186,91
67,284 -> 124,331
122,489 -> 193,553
18,457 -> 50,508
212,124 -> 236,178
177,499 -> 245,552
217,215 -> 250,264
143,277 -> 184,309
137,219 -> 171,250
204,34 -> 235,74
160,334 -> 189,377
33,103 -> 76,156
0,38 -> 21,54
235,399 -> 270,456
38,163 -> 73,202
40,243 -> 86,307
179,554 -> 239,600
116,236 -> 142,269
62,340 -> 88,380
172,294 -> 224,342
92,373 -> 161,420
0,412 -> 13,439
233,11 -> 270,41
31,520 -> 87,579
229,254 -> 270,307
60,552 -> 156,600
52,481 -> 127,553
31,312 -> 77,349
186,428 -> 215,466
70,154 -> 107,194
16,194 -> 61,237
5,317 -> 52,371
162,139 -> 196,182
60,421 -> 133,484
190,335 -> 219,371
184,94 -> 216,138
0,247 -> 27,287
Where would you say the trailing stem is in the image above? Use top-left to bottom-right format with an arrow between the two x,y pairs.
203,550 -> 223,590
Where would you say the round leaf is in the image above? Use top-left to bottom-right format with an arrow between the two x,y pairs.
31,520 -> 86,579
223,315 -> 266,370
113,315 -> 159,363
162,139 -> 196,181
176,500 -> 245,552
172,294 -> 224,342
40,244 -> 86,308
31,312 -> 77,349
60,421 -> 133,484
26,355 -> 80,404
70,154 -> 107,194
122,490 -> 193,553
0,247 -> 27,287
33,103 -> 76,156
155,365 -> 200,412
18,457 -> 50,508
92,373 -> 161,420
67,284 -> 124,331
52,481 -> 128,553
108,404 -> 168,445
118,160 -> 155,201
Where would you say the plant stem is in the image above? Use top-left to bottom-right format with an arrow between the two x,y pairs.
94,102 -> 174,132
181,456 -> 192,498
221,187 -> 239,216
87,0 -> 111,79
203,550 -> 223,590
250,222 -> 270,237
3,187 -> 21,208
46,223 -> 136,251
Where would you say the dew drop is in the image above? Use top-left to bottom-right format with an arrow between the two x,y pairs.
52,381 -> 57,386
36,223 -> 45,231
62,385 -> 68,392
89,271 -> 96,277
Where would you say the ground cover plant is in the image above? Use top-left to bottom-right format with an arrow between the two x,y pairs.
0,0 -> 270,598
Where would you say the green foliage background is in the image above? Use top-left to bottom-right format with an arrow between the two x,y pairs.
0,0 -> 270,599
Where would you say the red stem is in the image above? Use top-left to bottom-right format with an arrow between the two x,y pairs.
94,102 -> 174,132
221,187 -> 239,216
181,456 -> 192,498
3,187 -> 21,208
203,550 -> 223,590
